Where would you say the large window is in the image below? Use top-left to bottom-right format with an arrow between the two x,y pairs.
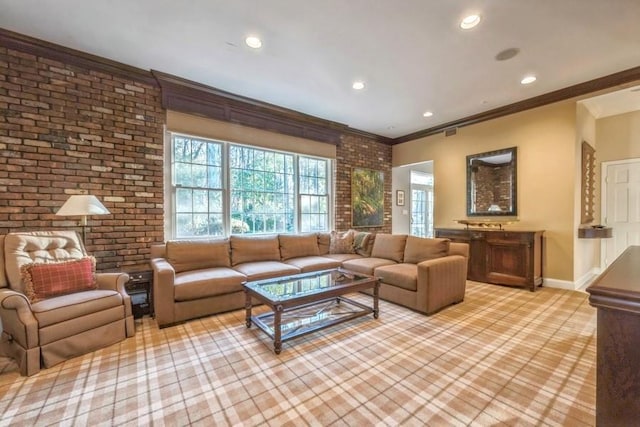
170,133 -> 331,238
299,157 -> 329,232
173,136 -> 224,237
230,146 -> 295,234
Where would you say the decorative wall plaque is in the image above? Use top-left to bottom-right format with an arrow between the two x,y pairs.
581,141 -> 596,224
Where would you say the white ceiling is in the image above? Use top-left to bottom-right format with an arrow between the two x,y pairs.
1,0 -> 639,138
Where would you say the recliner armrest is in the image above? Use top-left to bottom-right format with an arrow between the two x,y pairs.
96,272 -> 130,293
0,288 -> 38,349
96,272 -> 132,320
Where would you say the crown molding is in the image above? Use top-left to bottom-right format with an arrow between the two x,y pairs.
392,66 -> 640,144
154,70 -> 354,145
10,27 -> 630,147
0,27 -> 156,86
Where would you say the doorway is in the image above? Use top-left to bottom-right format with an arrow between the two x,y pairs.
391,161 -> 433,235
601,158 -> 640,267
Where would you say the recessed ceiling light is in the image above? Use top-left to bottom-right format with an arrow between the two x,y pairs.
521,75 -> 537,85
245,36 -> 262,49
423,111 -> 434,118
352,81 -> 365,90
460,14 -> 481,29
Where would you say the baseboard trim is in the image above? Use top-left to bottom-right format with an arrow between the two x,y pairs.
543,278 -> 578,291
543,268 -> 601,292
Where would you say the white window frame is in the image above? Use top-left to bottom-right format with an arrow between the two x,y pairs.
165,131 -> 333,239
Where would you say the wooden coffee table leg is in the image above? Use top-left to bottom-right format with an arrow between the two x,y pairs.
373,281 -> 380,319
244,290 -> 252,328
274,305 -> 283,354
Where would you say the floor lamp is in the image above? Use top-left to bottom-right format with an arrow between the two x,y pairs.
56,195 -> 111,244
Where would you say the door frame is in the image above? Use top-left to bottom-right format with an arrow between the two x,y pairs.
600,157 -> 640,269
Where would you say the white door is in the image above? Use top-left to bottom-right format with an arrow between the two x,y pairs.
602,159 -> 640,267
411,188 -> 428,237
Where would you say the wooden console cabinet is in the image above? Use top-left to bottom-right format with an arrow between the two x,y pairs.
434,228 -> 544,291
586,246 -> 640,425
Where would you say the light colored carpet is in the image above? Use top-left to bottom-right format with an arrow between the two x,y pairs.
0,281 -> 596,426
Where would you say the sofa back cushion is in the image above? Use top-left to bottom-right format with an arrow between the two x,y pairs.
3,231 -> 86,294
166,239 -> 231,273
370,234 -> 407,263
279,234 -> 320,260
317,233 -> 331,255
231,235 -> 280,266
403,236 -> 450,264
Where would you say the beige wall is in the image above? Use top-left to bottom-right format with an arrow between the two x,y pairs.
596,110 -> 640,163
393,101 -> 578,282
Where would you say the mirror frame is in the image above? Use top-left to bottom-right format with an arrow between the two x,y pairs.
466,147 -> 517,217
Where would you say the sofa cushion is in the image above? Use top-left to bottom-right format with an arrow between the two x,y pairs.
329,230 -> 355,254
22,257 -> 97,303
323,253 -> 364,263
317,233 -> 331,255
374,263 -> 418,292
31,289 -> 124,328
166,239 -> 231,273
231,235 -> 280,266
342,257 -> 396,276
284,256 -> 341,273
403,236 -> 450,264
279,234 -> 320,260
370,234 -> 407,263
174,268 -> 247,301
233,261 -> 300,282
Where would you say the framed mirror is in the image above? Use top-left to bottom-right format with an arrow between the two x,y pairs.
466,147 -> 517,216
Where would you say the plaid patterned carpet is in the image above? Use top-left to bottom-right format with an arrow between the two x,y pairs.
0,281 -> 596,426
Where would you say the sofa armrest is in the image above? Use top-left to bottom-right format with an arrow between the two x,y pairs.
416,255 -> 468,314
449,242 -> 469,259
0,288 -> 38,349
150,258 -> 176,327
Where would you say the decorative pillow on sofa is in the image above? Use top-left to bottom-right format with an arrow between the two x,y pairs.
329,230 -> 355,254
166,239 -> 231,273
371,234 -> 407,263
279,234 -> 320,260
21,256 -> 97,303
403,236 -> 450,264
350,230 -> 375,257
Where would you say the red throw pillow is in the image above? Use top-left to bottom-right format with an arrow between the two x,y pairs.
21,257 -> 97,303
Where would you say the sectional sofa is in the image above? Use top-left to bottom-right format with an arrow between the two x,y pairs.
150,232 -> 469,328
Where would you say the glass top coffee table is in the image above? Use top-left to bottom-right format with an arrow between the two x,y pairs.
243,268 -> 380,354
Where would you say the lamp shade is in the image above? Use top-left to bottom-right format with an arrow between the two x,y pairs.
56,195 -> 110,217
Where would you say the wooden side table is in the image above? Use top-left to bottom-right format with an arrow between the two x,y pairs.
125,270 -> 153,318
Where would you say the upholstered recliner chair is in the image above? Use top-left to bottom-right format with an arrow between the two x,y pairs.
0,231 -> 135,376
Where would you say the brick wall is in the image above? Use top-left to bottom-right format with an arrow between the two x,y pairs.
0,46 -> 165,272
0,36 -> 393,273
335,134 -> 392,233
